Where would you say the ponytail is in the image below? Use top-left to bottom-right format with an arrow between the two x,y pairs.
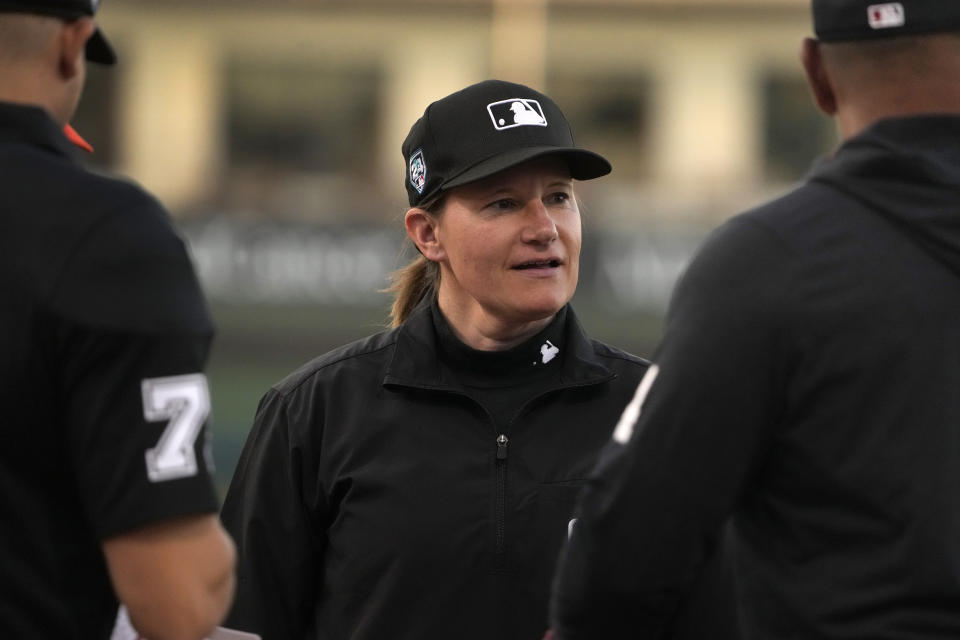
386,253 -> 441,328
386,196 -> 446,327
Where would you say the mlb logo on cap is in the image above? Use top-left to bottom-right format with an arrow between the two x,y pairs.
813,0 -> 960,42
487,99 -> 547,131
868,3 -> 905,29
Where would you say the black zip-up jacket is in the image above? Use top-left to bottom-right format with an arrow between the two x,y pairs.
221,299 -> 648,639
551,115 -> 960,639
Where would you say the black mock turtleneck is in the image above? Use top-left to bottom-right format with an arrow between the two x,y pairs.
430,299 -> 568,430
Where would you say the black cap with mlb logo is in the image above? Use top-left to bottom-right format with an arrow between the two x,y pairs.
813,0 -> 960,42
402,79 -> 611,208
0,0 -> 115,65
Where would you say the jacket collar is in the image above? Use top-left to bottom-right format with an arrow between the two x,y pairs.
0,101 -> 78,161
383,296 -> 614,391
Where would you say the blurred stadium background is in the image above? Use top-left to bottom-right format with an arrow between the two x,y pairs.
73,0 -> 834,496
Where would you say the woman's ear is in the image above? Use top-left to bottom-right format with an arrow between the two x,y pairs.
405,208 -> 445,262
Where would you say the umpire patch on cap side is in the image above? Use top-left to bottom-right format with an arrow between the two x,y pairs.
409,149 -> 426,194
487,99 -> 547,131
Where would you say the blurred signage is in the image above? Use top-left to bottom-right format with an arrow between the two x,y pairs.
182,217 -> 705,312
586,230 -> 702,311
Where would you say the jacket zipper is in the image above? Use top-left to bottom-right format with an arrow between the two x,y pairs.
495,433 -> 508,571
491,388 -> 590,572
390,375 -> 617,575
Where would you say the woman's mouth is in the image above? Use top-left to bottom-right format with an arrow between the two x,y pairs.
513,259 -> 562,270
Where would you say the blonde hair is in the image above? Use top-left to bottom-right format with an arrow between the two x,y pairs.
385,253 -> 441,328
385,196 -> 445,328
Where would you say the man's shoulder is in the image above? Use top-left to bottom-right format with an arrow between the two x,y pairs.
0,146 -> 207,333
734,179 -> 848,241
675,179 -> 859,318
0,144 -> 170,257
1,140 -> 158,216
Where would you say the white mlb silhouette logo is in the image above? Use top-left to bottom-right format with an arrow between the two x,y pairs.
867,3 -> 905,30
487,99 -> 547,130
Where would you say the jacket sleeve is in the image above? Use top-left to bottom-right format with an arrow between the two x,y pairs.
550,217 -> 796,638
220,387 -> 327,640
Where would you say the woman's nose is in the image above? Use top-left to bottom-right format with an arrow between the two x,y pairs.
521,199 -> 559,244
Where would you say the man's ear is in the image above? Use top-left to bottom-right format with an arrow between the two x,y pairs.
57,17 -> 95,80
801,37 -> 838,116
405,208 -> 445,263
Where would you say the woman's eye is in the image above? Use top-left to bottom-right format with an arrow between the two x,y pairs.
489,199 -> 516,211
547,192 -> 571,205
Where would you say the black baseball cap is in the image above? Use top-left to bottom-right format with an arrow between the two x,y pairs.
0,0 -> 115,65
402,79 -> 611,208
813,1 -> 960,42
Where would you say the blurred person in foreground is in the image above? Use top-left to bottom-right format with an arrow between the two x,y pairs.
0,1 -> 235,638
220,79 -> 650,639
550,1 -> 960,638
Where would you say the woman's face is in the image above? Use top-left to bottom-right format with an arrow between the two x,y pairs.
430,156 -> 581,333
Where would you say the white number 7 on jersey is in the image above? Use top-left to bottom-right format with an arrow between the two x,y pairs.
141,373 -> 211,482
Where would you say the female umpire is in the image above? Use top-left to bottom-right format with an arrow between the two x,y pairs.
220,79 -> 649,640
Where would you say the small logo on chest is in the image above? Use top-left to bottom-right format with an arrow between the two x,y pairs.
540,340 -> 559,364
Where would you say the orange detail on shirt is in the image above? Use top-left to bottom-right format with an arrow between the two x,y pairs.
63,124 -> 94,153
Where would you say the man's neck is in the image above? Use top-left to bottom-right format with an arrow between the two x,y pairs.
0,60 -> 73,124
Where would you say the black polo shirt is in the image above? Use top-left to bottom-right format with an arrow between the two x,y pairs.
0,102 -> 219,638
